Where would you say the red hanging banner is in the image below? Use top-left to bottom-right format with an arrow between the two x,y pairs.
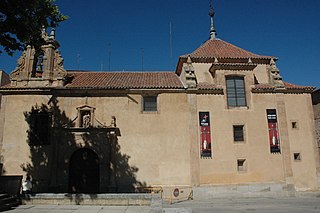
267,109 -> 281,153
199,112 -> 212,158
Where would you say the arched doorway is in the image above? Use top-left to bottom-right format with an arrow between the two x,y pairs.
68,148 -> 100,193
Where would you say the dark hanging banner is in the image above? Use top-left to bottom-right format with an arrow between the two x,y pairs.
199,112 -> 212,158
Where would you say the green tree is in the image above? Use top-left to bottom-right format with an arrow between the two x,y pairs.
0,0 -> 67,55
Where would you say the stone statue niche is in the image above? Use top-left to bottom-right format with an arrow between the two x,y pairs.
75,105 -> 96,128
80,110 -> 91,128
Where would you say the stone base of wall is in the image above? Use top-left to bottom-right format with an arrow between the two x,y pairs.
22,193 -> 161,206
0,175 -> 22,195
193,183 -> 295,200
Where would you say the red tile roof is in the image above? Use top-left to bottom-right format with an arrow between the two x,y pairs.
252,82 -> 315,93
65,71 -> 184,89
182,39 -> 273,59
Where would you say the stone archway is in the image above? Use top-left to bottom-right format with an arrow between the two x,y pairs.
68,148 -> 100,193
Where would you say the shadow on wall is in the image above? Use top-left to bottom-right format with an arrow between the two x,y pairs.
21,97 -> 146,194
0,163 -> 5,175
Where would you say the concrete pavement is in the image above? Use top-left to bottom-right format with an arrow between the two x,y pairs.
5,195 -> 320,213
164,196 -> 320,213
6,205 -> 151,213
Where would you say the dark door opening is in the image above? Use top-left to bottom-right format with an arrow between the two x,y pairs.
69,148 -> 100,193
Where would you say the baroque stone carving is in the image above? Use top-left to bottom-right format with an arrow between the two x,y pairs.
269,58 -> 284,87
184,56 -> 197,88
10,51 -> 26,80
53,50 -> 67,79
82,113 -> 91,128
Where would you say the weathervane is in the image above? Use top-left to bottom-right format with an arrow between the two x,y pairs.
209,0 -> 217,40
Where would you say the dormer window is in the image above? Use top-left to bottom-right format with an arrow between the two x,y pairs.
226,76 -> 247,107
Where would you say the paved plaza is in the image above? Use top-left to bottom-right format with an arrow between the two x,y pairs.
165,196 -> 320,213
4,195 -> 320,213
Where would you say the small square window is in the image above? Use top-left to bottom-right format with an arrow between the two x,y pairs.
143,96 -> 157,112
237,159 -> 247,172
293,153 -> 301,161
291,121 -> 298,129
233,125 -> 244,142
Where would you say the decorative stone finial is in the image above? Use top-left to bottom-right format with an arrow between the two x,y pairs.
187,56 -> 192,64
50,28 -> 56,39
41,26 -> 48,40
209,0 -> 217,40
184,56 -> 197,88
269,58 -> 284,87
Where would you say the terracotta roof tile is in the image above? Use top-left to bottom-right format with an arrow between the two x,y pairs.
197,82 -> 223,90
253,82 -> 315,93
283,82 -> 315,90
182,39 -> 272,59
65,71 -> 184,89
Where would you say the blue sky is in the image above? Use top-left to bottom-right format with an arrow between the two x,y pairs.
1,0 -> 320,88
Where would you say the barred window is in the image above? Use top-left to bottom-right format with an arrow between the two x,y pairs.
143,96 -> 157,112
226,76 -> 247,107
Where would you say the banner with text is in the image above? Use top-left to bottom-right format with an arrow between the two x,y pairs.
199,112 -> 212,158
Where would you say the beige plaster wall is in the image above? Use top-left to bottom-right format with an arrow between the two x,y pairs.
314,103 -> 320,152
253,64 -> 269,84
0,92 -> 193,187
284,94 -> 320,190
0,90 -> 318,190
196,93 -> 285,185
1,95 -> 50,175
191,63 -> 271,86
193,63 -> 213,83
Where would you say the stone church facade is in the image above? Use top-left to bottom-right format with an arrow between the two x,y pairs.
0,8 -> 319,193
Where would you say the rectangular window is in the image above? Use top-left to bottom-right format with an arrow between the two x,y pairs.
233,125 -> 244,142
293,153 -> 301,161
237,159 -> 247,172
267,109 -> 280,153
28,110 -> 50,145
291,121 -> 298,129
226,76 -> 247,107
143,96 -> 157,112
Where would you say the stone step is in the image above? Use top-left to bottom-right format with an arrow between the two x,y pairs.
0,194 -> 10,200
0,194 -> 21,212
22,193 -> 161,206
